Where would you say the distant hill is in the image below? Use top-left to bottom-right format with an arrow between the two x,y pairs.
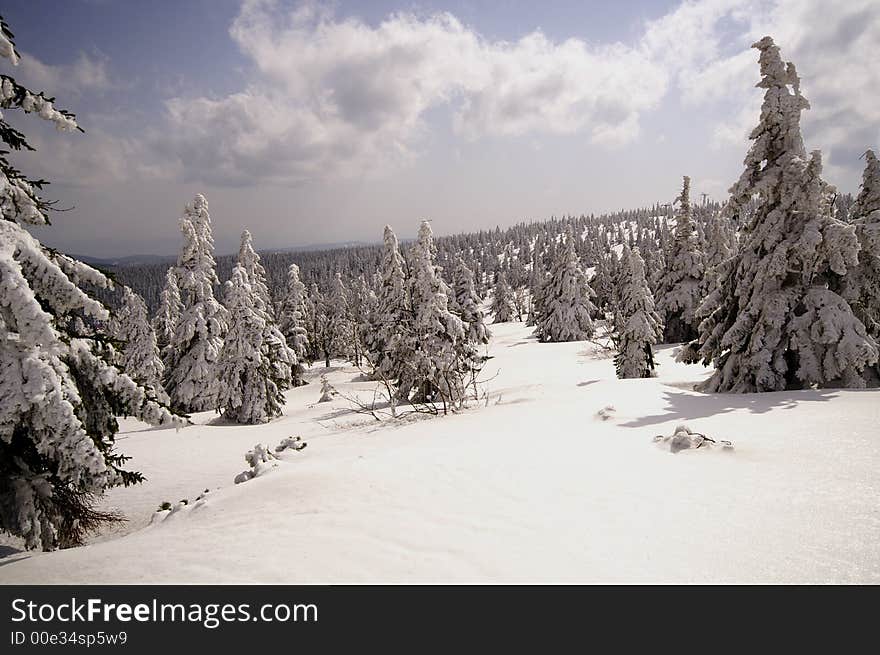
72,240 -> 373,269
71,253 -> 177,268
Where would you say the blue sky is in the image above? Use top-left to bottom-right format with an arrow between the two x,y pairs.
3,0 -> 878,257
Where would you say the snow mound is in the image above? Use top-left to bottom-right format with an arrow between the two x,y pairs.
275,436 -> 307,453
653,424 -> 733,454
595,405 -> 616,421
234,444 -> 279,484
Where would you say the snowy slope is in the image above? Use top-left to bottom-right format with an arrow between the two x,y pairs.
1,322 -> 878,583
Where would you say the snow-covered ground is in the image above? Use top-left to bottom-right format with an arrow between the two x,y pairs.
2,321 -> 878,583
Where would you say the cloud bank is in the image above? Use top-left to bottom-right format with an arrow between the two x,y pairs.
18,0 -> 880,191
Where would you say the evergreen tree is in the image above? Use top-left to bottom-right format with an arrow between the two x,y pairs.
655,176 -> 705,343
703,213 -> 735,272
533,230 -> 596,342
370,225 -> 412,386
152,267 -> 182,360
236,229 -> 271,311
112,287 -> 169,404
217,265 -> 284,424
348,274 -> 372,367
679,37 -> 878,391
407,221 -> 473,406
452,258 -> 490,345
0,18 -> 181,550
614,246 -> 662,378
164,194 -> 228,412
316,272 -> 352,368
304,283 -> 323,365
277,263 -> 308,384
837,150 -> 880,380
236,230 -> 296,392
490,270 -> 517,323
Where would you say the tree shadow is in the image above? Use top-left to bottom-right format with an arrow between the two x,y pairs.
621,388 -> 840,428
0,545 -> 27,567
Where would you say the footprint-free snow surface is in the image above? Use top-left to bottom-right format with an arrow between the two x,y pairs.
2,322 -> 878,583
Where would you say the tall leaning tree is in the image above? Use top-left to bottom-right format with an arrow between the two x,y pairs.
0,17 -> 182,551
679,37 -> 877,391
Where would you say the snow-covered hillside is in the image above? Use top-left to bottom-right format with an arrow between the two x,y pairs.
2,321 -> 878,584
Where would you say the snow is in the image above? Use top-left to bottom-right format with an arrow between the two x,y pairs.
1,321 -> 878,583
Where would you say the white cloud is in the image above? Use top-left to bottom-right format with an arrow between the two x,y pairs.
16,51 -> 112,96
647,0 -> 880,179
156,0 -> 669,185
25,0 -> 880,192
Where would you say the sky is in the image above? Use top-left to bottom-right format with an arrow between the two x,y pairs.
3,0 -> 879,257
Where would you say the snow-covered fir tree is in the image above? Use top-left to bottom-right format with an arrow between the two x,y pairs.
236,230 -> 296,392
452,258 -> 490,345
614,246 -> 662,379
702,213 -> 736,273
163,194 -> 228,412
0,18 -> 182,551
216,265 -> 284,424
277,263 -> 308,385
407,220 -> 474,406
236,229 -> 272,311
112,287 -> 169,404
837,150 -> 880,380
533,229 -> 596,342
655,176 -> 705,343
348,275 -> 373,368
370,225 -> 412,385
152,267 -> 182,360
679,37 -> 878,391
317,374 -> 337,402
304,282 -> 323,365
314,272 -> 352,368
490,270 -> 517,323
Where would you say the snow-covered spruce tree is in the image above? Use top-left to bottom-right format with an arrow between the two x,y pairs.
111,287 -> 169,404
703,212 -> 736,273
216,265 -> 284,424
679,37 -> 878,391
490,270 -> 517,323
236,229 -> 271,310
304,282 -> 323,365
345,275 -> 367,367
317,374 -> 336,402
312,272 -> 351,368
407,221 -> 474,407
655,176 -> 705,343
163,195 -> 228,412
614,246 -> 662,379
533,229 -> 596,342
840,152 -> 880,332
152,267 -> 182,359
277,263 -> 308,385
452,258 -> 490,345
236,230 -> 296,392
370,225 -> 413,386
0,19 -> 182,550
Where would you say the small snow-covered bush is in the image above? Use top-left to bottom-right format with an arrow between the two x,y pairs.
276,436 -> 307,453
595,405 -> 616,421
318,375 -> 337,402
234,444 -> 278,484
653,424 -> 733,454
